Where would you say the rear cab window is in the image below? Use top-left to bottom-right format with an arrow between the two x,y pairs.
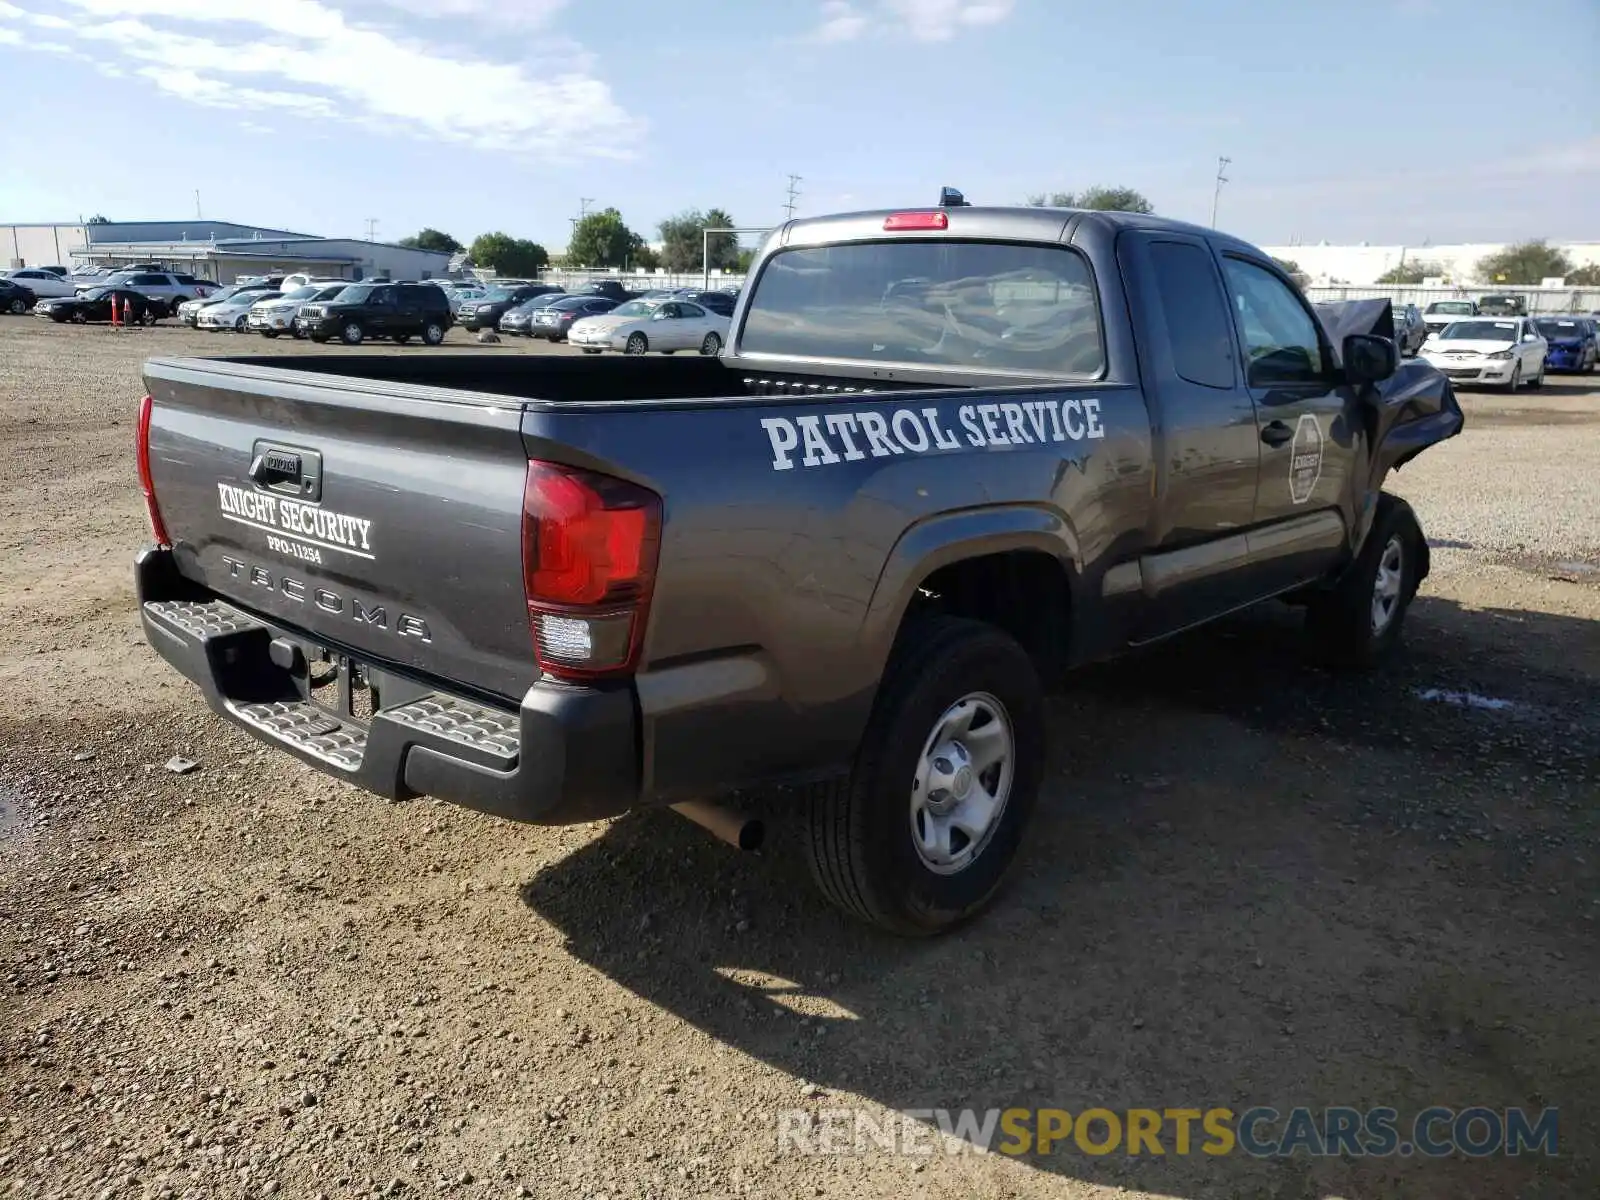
737,240 -> 1104,376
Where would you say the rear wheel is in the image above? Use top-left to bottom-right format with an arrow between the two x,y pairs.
6,298 -> 24,315
422,321 -> 445,346
341,321 -> 364,346
1305,493 -> 1423,670
624,332 -> 648,355
700,331 -> 722,356
71,310 -> 87,324
802,616 -> 1045,936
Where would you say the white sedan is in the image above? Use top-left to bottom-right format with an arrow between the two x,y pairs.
3,268 -> 78,299
568,298 -> 729,356
197,291 -> 281,332
1419,316 -> 1547,391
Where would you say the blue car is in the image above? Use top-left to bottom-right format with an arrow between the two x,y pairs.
1533,316 -> 1597,372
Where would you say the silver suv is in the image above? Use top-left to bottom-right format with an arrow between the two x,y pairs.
83,271 -> 218,316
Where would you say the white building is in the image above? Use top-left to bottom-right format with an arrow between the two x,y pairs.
3,219 -> 452,282
1258,241 -> 1600,286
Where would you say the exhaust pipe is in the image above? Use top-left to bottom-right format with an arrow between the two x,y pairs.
671,800 -> 765,852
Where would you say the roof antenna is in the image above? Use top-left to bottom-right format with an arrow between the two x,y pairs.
938,187 -> 969,208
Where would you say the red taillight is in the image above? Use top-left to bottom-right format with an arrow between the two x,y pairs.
883,211 -> 949,232
521,461 -> 661,680
136,393 -> 171,546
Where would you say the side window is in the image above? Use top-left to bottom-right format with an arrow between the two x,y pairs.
680,303 -> 706,319
1220,257 -> 1325,386
1147,240 -> 1236,390
659,303 -> 679,318
370,286 -> 393,305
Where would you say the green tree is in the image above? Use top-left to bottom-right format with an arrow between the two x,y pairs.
1561,262 -> 1600,287
86,215 -> 110,224
398,228 -> 463,254
632,244 -> 661,272
567,208 -> 645,269
656,208 -> 742,272
1272,258 -> 1302,276
1025,187 -> 1154,214
1474,240 -> 1574,285
1374,260 -> 1443,285
467,232 -> 549,277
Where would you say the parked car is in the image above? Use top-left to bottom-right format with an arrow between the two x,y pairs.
1390,302 -> 1427,356
3,268 -> 78,299
1532,316 -> 1597,372
678,290 -> 737,318
33,286 -> 160,324
35,265 -> 70,277
1420,316 -> 1547,390
1477,294 -> 1527,317
568,298 -> 729,356
528,295 -> 620,341
86,271 -> 215,316
133,201 -> 1463,935
279,273 -> 346,292
496,298 -> 549,337
0,278 -> 36,314
299,281 -> 453,346
571,279 -> 636,302
1421,299 -> 1478,335
249,284 -> 350,338
197,290 -> 284,332
176,283 -> 278,327
456,284 -> 564,331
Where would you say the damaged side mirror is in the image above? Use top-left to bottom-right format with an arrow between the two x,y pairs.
1343,333 -> 1397,386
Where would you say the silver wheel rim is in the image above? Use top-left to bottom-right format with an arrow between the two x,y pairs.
702,334 -> 719,355
1371,535 -> 1404,635
909,691 -> 1014,875
345,324 -> 361,343
627,335 -> 645,354
426,324 -> 441,342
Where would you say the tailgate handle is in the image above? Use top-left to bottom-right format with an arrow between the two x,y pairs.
248,443 -> 323,500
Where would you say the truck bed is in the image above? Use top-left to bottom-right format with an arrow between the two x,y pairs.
196,353 -> 939,407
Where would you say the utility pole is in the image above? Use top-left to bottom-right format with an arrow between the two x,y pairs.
364,218 -> 379,241
782,175 -> 802,221
1210,156 -> 1231,229
194,190 -> 202,219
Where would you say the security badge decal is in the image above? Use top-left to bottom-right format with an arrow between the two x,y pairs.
1289,415 -> 1324,504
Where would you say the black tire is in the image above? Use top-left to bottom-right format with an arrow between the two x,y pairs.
700,332 -> 722,356
624,332 -> 648,355
70,310 -> 87,324
292,328 -> 307,340
392,333 -> 411,345
341,321 -> 364,346
1503,362 -> 1521,394
234,315 -> 248,332
1305,493 -> 1424,670
5,298 -> 24,315
1527,358 -> 1545,388
803,616 -> 1045,936
421,321 -> 445,346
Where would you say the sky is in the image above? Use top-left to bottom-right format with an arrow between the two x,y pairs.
0,0 -> 1596,251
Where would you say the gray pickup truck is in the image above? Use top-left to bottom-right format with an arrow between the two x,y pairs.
136,198 -> 1462,934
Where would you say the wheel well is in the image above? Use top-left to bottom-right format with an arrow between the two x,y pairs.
904,550 -> 1073,681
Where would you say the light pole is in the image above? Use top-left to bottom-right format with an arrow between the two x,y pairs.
1210,156 -> 1231,229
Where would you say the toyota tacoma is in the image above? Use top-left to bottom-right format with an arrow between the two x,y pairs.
135,195 -> 1462,935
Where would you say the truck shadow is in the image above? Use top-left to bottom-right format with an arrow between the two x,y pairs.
520,593 -> 1598,1198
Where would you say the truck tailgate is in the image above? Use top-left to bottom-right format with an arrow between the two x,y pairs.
143,359 -> 537,702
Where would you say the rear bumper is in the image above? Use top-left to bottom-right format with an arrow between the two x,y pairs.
1546,348 -> 1588,370
135,545 -> 640,825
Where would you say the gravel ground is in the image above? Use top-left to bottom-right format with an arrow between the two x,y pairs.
1,319 -> 1597,1200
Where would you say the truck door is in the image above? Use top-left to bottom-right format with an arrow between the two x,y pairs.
1120,232 -> 1264,636
366,285 -> 395,335
1217,254 -> 1354,594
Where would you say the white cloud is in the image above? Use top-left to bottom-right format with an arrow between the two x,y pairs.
808,0 -> 1014,43
814,1 -> 869,42
0,0 -> 642,158
882,0 -> 1014,40
365,0 -> 570,31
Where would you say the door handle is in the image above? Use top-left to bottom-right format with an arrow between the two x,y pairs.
1260,420 -> 1294,447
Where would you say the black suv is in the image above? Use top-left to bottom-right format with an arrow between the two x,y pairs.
301,282 -> 453,346
456,283 -> 564,331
